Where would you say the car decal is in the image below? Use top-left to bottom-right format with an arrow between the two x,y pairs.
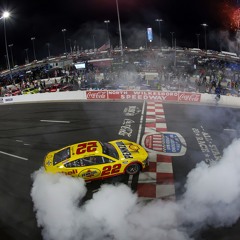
79,168 -> 101,178
61,169 -> 78,175
129,144 -> 140,151
101,164 -> 121,176
116,141 -> 133,159
76,141 -> 98,154
46,160 -> 52,166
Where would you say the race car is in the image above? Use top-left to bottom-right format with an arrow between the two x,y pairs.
22,87 -> 39,94
44,139 -> 148,181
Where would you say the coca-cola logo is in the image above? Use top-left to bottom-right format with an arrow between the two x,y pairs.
86,91 -> 107,99
178,93 -> 201,102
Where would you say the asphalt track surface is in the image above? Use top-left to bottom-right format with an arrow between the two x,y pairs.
164,103 -> 240,196
164,103 -> 240,240
0,101 -> 240,239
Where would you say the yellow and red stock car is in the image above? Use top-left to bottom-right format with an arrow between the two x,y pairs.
44,139 -> 148,181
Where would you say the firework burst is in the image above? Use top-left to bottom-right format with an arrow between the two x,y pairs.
221,0 -> 240,30
232,8 -> 240,29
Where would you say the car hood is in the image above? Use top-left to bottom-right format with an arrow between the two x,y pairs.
110,140 -> 148,161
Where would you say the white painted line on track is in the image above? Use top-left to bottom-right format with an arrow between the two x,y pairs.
137,101 -> 146,144
128,175 -> 133,185
0,151 -> 28,160
40,120 -> 70,123
224,129 -> 236,131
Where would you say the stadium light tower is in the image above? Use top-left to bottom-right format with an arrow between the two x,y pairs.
62,28 -> 67,54
92,34 -> 96,50
155,19 -> 163,50
24,48 -> 29,63
1,11 -> 12,81
116,0 -> 123,56
170,32 -> 174,49
31,37 -> 37,60
46,42 -> 51,58
196,34 -> 200,49
68,39 -> 72,54
104,20 -> 110,42
8,43 -> 14,68
201,23 -> 208,51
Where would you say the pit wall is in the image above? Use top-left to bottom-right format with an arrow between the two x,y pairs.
0,90 -> 239,107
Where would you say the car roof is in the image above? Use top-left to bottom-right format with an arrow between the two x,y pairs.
70,141 -> 104,159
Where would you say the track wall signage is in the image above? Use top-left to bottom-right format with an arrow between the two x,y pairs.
86,90 -> 201,102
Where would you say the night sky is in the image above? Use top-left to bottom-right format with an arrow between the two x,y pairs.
0,0 -> 237,66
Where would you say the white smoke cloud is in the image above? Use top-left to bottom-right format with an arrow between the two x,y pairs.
182,138 -> 240,228
216,30 -> 239,53
31,138 -> 240,240
31,169 -> 87,240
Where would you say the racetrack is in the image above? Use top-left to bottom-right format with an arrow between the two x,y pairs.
0,101 -> 144,240
1,101 -> 240,239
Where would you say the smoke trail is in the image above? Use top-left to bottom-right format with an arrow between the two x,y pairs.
31,138 -> 240,240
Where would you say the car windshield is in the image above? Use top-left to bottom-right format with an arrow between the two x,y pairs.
53,147 -> 70,165
100,142 -> 119,159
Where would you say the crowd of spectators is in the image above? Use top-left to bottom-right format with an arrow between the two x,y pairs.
1,48 -> 240,97
193,57 -> 240,96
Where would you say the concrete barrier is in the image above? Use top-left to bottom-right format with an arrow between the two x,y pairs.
1,90 -> 240,108
3,91 -> 86,104
201,93 -> 240,107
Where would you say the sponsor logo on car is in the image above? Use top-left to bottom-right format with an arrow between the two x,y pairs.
79,168 -> 101,178
62,169 -> 78,175
116,141 -> 133,159
46,160 -> 52,166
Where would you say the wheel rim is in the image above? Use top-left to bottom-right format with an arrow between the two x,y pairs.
127,164 -> 139,175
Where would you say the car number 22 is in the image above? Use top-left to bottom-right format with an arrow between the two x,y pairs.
101,164 -> 121,176
76,142 -> 97,154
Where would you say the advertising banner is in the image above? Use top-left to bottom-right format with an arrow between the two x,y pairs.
107,90 -> 179,101
147,28 -> 153,42
86,90 -> 201,103
177,92 -> 201,102
86,91 -> 108,100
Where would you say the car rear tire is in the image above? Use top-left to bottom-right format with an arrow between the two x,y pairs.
126,163 -> 141,175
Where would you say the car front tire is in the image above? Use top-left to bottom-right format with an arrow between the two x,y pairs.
125,163 -> 141,175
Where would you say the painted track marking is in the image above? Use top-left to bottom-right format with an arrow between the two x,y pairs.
224,129 -> 236,132
40,120 -> 70,123
137,101 -> 146,144
0,151 -> 28,160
